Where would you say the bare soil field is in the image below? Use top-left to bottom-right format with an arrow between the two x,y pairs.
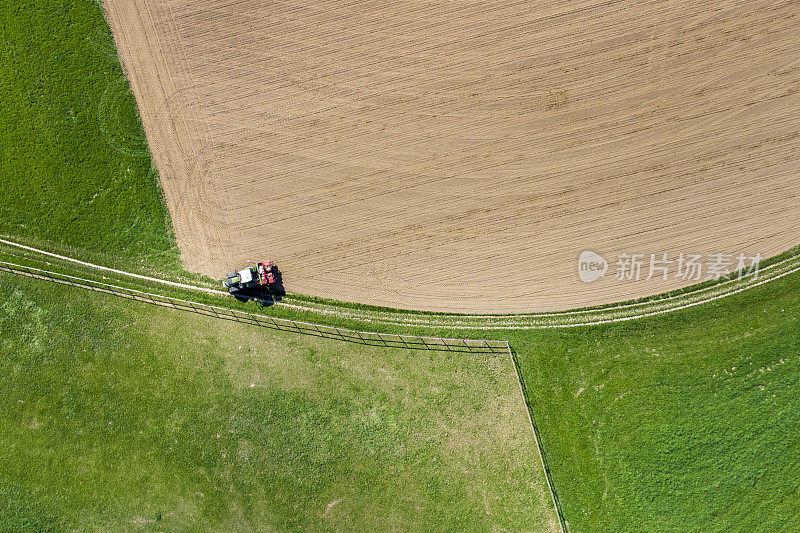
103,0 -> 800,313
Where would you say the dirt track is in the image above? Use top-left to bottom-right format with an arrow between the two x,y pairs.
103,0 -> 800,313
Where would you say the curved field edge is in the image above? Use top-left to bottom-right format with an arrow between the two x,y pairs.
98,0 -> 800,313
2,237 -> 799,331
4,242 -> 800,531
12,0 -> 792,321
0,0 -> 181,273
2,2 -> 795,531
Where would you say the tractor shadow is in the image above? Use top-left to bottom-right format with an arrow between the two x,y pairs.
231,267 -> 286,307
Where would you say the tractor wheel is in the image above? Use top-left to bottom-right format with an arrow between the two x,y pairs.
228,287 -> 249,302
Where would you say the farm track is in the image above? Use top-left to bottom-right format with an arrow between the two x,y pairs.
2,239 -> 798,330
102,0 -> 800,313
4,237 -> 795,533
0,238 -> 567,530
282,252 -> 800,329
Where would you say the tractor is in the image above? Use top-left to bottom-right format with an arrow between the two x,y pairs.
223,261 -> 278,299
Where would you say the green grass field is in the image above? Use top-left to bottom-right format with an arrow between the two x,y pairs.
0,274 -> 557,532
3,1 -> 800,532
512,270 -> 800,532
0,0 -> 179,271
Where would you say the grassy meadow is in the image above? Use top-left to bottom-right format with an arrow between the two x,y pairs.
512,269 -> 800,531
3,1 -> 800,532
0,0 -> 179,271
0,274 -> 557,532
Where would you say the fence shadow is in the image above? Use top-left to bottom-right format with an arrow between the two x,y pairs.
1,261 -> 566,528
0,262 -> 507,355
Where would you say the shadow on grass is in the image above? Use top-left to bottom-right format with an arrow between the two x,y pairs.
228,267 -> 286,307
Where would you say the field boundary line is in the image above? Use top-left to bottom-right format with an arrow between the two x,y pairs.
270,255 -> 800,329
0,260 -> 507,354
0,238 -> 222,295
3,240 -> 797,531
507,345 -> 567,533
0,259 -> 565,529
2,237 -> 798,329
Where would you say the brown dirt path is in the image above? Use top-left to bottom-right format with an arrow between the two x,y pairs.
103,0 -> 800,313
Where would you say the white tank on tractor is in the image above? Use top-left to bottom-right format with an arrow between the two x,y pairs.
222,261 -> 277,296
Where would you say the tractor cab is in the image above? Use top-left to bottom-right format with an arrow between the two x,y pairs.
223,261 -> 277,292
239,267 -> 254,284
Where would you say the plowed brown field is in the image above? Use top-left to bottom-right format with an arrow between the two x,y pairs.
103,0 -> 800,313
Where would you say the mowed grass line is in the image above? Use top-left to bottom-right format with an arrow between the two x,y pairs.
0,0 -> 179,271
0,273 -> 558,532
511,269 -> 800,531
